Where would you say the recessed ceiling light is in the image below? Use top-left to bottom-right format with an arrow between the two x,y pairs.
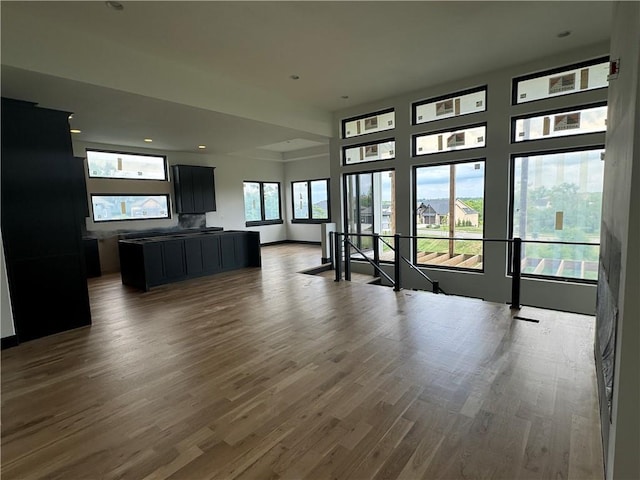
198,145 -> 207,149
557,31 -> 571,38
144,138 -> 153,143
290,75 -> 300,80
70,129 -> 82,134
105,1 -> 124,11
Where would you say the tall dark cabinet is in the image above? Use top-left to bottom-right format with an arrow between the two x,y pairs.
172,165 -> 216,214
1,98 -> 91,342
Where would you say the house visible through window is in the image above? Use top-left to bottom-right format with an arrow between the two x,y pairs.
414,160 -> 485,270
292,179 -> 330,223
243,181 -> 283,226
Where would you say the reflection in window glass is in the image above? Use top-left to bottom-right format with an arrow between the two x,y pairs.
415,161 -> 485,270
243,182 -> 262,222
343,110 -> 395,138
243,181 -> 282,225
413,87 -> 486,125
263,183 -> 281,221
343,140 -> 395,165
292,179 -> 330,222
414,125 -> 486,156
512,148 -> 604,281
513,105 -> 607,142
293,182 -> 309,219
87,150 -> 167,180
514,59 -> 608,104
345,170 -> 395,256
91,195 -> 170,222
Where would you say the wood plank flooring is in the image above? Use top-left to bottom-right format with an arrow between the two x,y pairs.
1,244 -> 603,479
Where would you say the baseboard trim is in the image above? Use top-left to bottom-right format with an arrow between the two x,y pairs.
1,335 -> 19,350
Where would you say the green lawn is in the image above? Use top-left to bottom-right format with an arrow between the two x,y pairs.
416,238 -> 482,256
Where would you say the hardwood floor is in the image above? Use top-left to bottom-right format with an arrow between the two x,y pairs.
1,244 -> 603,479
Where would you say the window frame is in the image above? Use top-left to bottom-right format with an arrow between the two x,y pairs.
341,108 -> 395,139
342,167 -> 396,262
342,137 -> 396,166
86,148 -> 168,181
243,180 -> 284,227
291,178 -> 331,224
412,85 -> 487,125
510,101 -> 607,144
412,158 -> 487,272
511,56 -> 610,106
90,193 -> 171,223
412,122 -> 487,157
508,145 -> 604,284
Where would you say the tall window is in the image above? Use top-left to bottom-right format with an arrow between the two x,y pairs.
414,160 -> 485,270
511,147 -> 604,281
344,170 -> 395,259
243,181 -> 283,226
292,179 -> 330,223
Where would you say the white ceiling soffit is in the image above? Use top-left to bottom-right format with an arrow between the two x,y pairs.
0,1 -> 613,158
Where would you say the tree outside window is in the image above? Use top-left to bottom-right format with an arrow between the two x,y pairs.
243,181 -> 283,226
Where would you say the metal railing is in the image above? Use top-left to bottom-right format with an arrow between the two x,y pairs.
330,232 -> 524,309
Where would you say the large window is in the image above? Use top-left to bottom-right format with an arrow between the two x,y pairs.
292,179 -> 330,223
414,160 -> 485,270
344,170 -> 395,259
512,57 -> 609,104
512,103 -> 607,142
86,149 -> 167,180
413,124 -> 486,156
243,181 -> 283,226
413,86 -> 486,125
91,194 -> 170,222
511,147 -> 604,281
342,109 -> 395,139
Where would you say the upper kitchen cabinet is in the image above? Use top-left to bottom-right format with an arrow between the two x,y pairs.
172,165 -> 216,214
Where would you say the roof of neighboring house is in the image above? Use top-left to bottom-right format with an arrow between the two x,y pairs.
417,199 -> 478,216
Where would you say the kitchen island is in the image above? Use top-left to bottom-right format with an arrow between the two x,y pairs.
118,229 -> 261,291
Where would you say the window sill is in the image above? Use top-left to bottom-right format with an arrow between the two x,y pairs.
245,219 -> 284,227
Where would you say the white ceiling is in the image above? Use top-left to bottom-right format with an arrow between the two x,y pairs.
0,1 -> 613,160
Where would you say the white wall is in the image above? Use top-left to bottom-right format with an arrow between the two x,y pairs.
331,42 -> 609,314
283,155 -> 331,243
600,3 -> 640,478
1,233 -> 16,339
73,140 -> 289,271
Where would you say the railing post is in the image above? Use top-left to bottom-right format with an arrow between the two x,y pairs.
511,237 -> 522,309
432,280 -> 439,294
334,232 -> 342,282
344,235 -> 351,281
373,233 -> 380,277
394,233 -> 401,291
329,231 -> 335,268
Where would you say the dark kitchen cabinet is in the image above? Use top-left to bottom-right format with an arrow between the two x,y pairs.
118,230 -> 260,291
1,98 -> 92,342
172,165 -> 216,214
